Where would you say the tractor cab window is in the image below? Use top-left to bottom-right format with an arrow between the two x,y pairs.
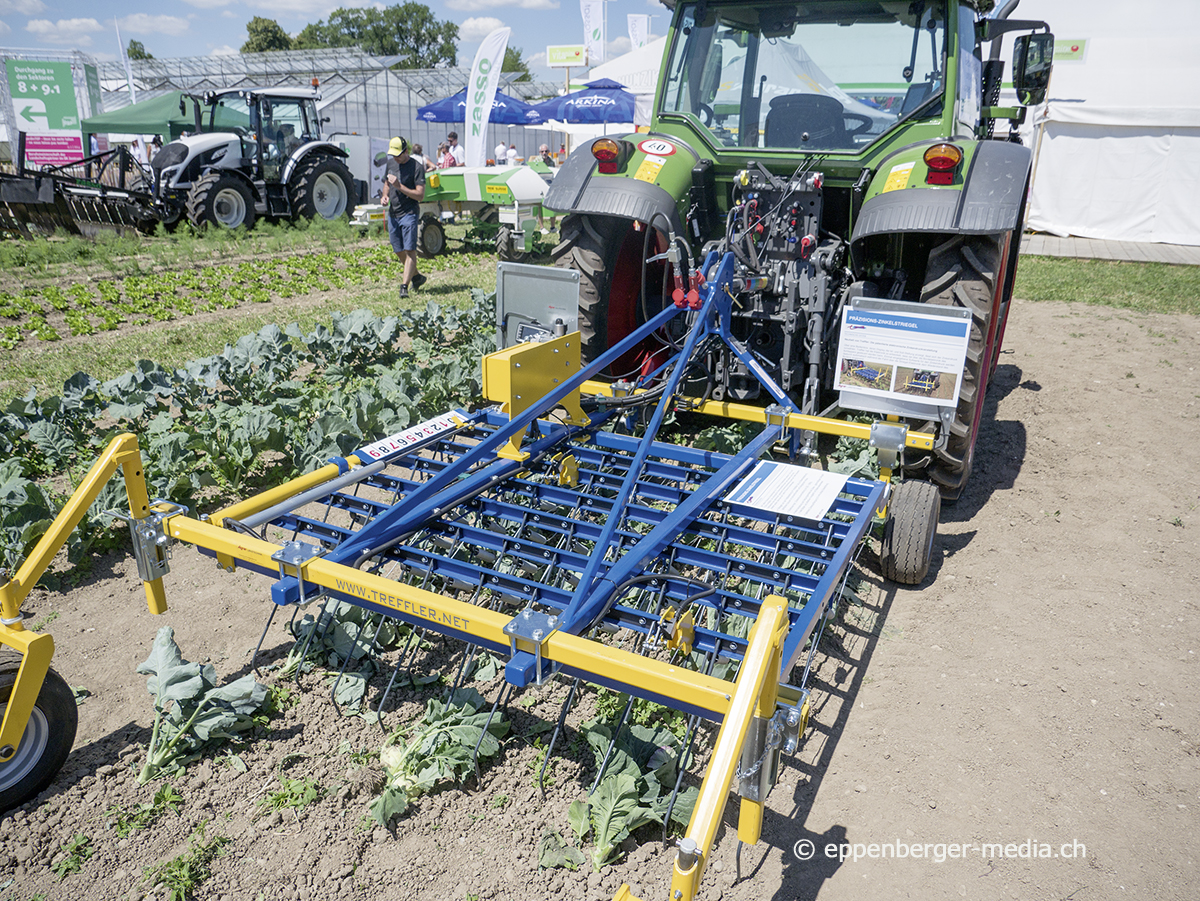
261,98 -> 307,160
661,1 -> 947,152
208,95 -> 254,137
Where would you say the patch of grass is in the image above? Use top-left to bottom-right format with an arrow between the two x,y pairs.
107,784 -> 184,837
142,822 -> 229,901
51,833 -> 93,879
259,775 -> 323,812
29,610 -> 60,632
1015,256 -> 1200,316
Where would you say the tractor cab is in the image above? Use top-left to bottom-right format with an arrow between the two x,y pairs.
203,89 -> 323,184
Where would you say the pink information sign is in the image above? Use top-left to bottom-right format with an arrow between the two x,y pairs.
24,135 -> 84,167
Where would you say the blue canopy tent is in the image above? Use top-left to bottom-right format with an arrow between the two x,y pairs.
416,88 -> 546,125
531,78 -> 638,125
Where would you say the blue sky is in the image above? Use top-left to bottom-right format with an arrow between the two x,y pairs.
0,0 -> 668,83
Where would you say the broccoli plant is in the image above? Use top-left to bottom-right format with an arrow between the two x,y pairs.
136,626 -> 269,783
369,687 -> 508,824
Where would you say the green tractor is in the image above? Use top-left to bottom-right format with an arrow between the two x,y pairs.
548,0 -> 1053,508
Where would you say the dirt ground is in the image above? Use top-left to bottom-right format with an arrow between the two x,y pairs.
3,297 -> 1199,901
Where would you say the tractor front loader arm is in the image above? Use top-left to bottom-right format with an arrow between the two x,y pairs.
0,433 -> 167,762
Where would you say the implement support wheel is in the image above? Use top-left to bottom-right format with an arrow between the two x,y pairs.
418,215 -> 446,258
880,480 -> 941,585
0,651 -> 78,812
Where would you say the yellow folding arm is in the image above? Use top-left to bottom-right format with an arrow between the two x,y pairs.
0,432 -> 165,760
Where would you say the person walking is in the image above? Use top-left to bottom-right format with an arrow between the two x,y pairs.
494,139 -> 508,165
538,144 -> 555,167
381,136 -> 427,299
445,131 -> 465,166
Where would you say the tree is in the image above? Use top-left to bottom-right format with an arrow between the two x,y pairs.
503,47 -> 531,82
241,17 -> 294,54
293,3 -> 457,68
127,40 -> 153,61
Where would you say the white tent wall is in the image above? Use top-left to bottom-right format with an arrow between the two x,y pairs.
1017,0 -> 1200,245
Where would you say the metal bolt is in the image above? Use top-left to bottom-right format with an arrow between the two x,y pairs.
533,629 -> 544,640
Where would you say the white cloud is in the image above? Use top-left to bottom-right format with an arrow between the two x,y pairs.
0,0 -> 47,15
447,0 -> 558,11
179,0 -> 234,8
249,0 -> 366,15
117,14 -> 191,37
0,21 -> 9,35
210,45 -> 239,56
26,17 -> 100,46
459,16 -> 506,42
221,9 -> 236,17
606,36 -> 631,57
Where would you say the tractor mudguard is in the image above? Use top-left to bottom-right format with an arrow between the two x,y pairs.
281,142 -> 351,184
544,134 -> 697,235
850,140 -> 1032,259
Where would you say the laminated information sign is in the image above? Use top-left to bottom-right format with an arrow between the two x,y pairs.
727,461 -> 849,522
834,300 -> 971,411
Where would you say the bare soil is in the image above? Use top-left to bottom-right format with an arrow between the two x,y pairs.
3,298 -> 1199,901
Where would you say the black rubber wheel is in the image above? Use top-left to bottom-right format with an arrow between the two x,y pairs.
919,233 -> 1004,501
186,173 -> 256,230
0,651 -> 77,812
880,480 -> 941,585
496,224 -> 530,263
551,214 -> 671,376
418,216 -> 446,258
289,155 -> 355,220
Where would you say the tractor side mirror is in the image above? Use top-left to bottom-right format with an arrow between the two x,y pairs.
1013,33 -> 1054,106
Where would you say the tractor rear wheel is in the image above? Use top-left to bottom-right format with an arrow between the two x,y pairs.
0,651 -> 77,812
919,233 -> 1005,501
418,215 -> 446,258
496,224 -> 530,263
186,173 -> 255,230
880,480 -> 941,585
290,155 -> 355,220
552,214 -> 669,377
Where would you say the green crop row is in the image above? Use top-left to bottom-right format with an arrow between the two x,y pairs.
0,245 -> 495,349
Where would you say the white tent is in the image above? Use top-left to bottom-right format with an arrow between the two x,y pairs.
589,38 -> 667,127
1018,0 -> 1200,245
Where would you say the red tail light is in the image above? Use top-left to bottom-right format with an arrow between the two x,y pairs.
924,143 -> 963,185
592,138 -> 623,173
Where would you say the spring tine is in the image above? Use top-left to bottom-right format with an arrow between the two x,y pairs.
735,840 -> 744,882
374,626 -> 422,729
250,605 -> 279,675
662,652 -> 716,843
474,683 -> 512,783
292,595 -> 336,683
590,693 -> 636,795
331,613 -> 389,707
450,644 -> 480,694
538,677 -> 580,801
329,635 -> 358,707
